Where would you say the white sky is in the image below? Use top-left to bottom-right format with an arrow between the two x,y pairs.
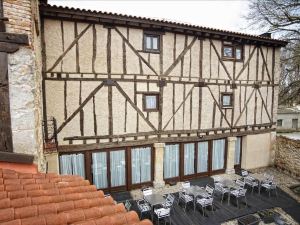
49,0 -> 257,35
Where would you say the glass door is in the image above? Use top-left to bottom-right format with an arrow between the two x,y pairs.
183,143 -> 195,177
211,139 -> 226,172
164,144 -> 180,181
131,147 -> 152,187
234,137 -> 242,169
60,153 -> 85,178
110,150 -> 126,188
197,141 -> 209,174
92,152 -> 108,189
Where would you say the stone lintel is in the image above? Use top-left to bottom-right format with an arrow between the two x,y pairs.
153,142 -> 165,148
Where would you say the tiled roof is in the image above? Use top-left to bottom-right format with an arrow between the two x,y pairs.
278,107 -> 300,114
0,168 -> 152,225
40,3 -> 288,47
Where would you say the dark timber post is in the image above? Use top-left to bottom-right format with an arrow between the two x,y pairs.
0,0 -> 29,154
0,0 -> 13,152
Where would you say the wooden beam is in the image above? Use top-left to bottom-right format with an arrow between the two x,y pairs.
234,88 -> 256,127
114,82 -> 157,131
163,86 -> 195,130
0,33 -> 29,45
57,81 -> 105,134
235,46 -> 257,80
46,24 -> 91,72
207,86 -> 231,128
259,46 -> 271,81
114,27 -> 158,76
209,39 -> 232,80
163,36 -> 197,77
0,42 -> 19,53
257,88 -> 272,123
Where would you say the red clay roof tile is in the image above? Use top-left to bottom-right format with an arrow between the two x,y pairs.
0,169 -> 152,225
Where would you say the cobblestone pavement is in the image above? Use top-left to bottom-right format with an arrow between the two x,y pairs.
221,207 -> 299,225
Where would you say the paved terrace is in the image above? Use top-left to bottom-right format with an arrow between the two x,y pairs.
111,172 -> 300,225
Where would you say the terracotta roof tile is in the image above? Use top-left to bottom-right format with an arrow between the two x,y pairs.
0,169 -> 152,225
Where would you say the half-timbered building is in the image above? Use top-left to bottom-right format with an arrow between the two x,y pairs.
39,4 -> 287,191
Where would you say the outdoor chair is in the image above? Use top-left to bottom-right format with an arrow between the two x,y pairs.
136,199 -> 151,219
142,187 -> 153,199
181,181 -> 191,189
205,184 -> 214,197
154,206 -> 171,225
261,180 -> 278,197
241,170 -> 249,177
245,176 -> 259,194
213,175 -> 221,184
236,179 -> 245,189
214,182 -> 230,203
230,188 -> 248,208
195,196 -> 214,216
162,193 -> 175,212
124,200 -> 131,211
178,191 -> 194,212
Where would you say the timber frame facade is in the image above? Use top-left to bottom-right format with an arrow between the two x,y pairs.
40,4 -> 286,190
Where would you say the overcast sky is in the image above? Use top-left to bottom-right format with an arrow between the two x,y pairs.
49,1 -> 257,34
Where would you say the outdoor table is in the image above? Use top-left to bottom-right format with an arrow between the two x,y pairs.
144,193 -> 166,220
219,179 -> 241,205
184,185 -> 210,210
250,173 -> 268,194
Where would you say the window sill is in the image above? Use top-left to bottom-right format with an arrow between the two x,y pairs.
222,57 -> 243,62
143,109 -> 159,112
222,106 -> 233,109
140,49 -> 161,54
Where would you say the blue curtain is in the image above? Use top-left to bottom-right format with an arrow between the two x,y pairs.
59,153 -> 85,178
131,147 -> 151,184
110,150 -> 126,187
234,137 -> 241,165
164,144 -> 179,179
184,143 -> 195,175
212,139 -> 225,170
92,152 -> 108,189
197,142 -> 208,173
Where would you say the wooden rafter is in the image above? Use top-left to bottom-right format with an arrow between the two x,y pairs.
257,88 -> 272,123
114,82 -> 158,131
209,39 -> 232,80
163,37 -> 197,77
233,88 -> 256,127
206,86 -> 231,128
46,24 -> 91,72
235,46 -> 257,80
114,27 -> 159,76
57,81 -> 105,134
163,86 -> 195,130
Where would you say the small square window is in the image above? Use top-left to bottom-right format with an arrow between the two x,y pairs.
143,93 -> 159,111
144,34 -> 160,52
277,119 -> 283,127
221,93 -> 233,108
222,43 -> 243,61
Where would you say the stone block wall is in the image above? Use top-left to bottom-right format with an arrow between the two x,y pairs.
275,136 -> 300,177
3,0 -> 44,170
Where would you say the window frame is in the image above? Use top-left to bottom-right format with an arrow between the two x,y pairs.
142,92 -> 160,112
221,92 -> 234,108
143,32 -> 161,53
222,42 -> 244,62
277,119 -> 283,127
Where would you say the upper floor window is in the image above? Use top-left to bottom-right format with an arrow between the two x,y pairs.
144,34 -> 160,53
277,119 -> 283,127
143,93 -> 159,111
221,93 -> 233,108
222,43 -> 243,61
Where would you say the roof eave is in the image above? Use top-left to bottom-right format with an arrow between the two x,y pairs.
39,4 -> 288,47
